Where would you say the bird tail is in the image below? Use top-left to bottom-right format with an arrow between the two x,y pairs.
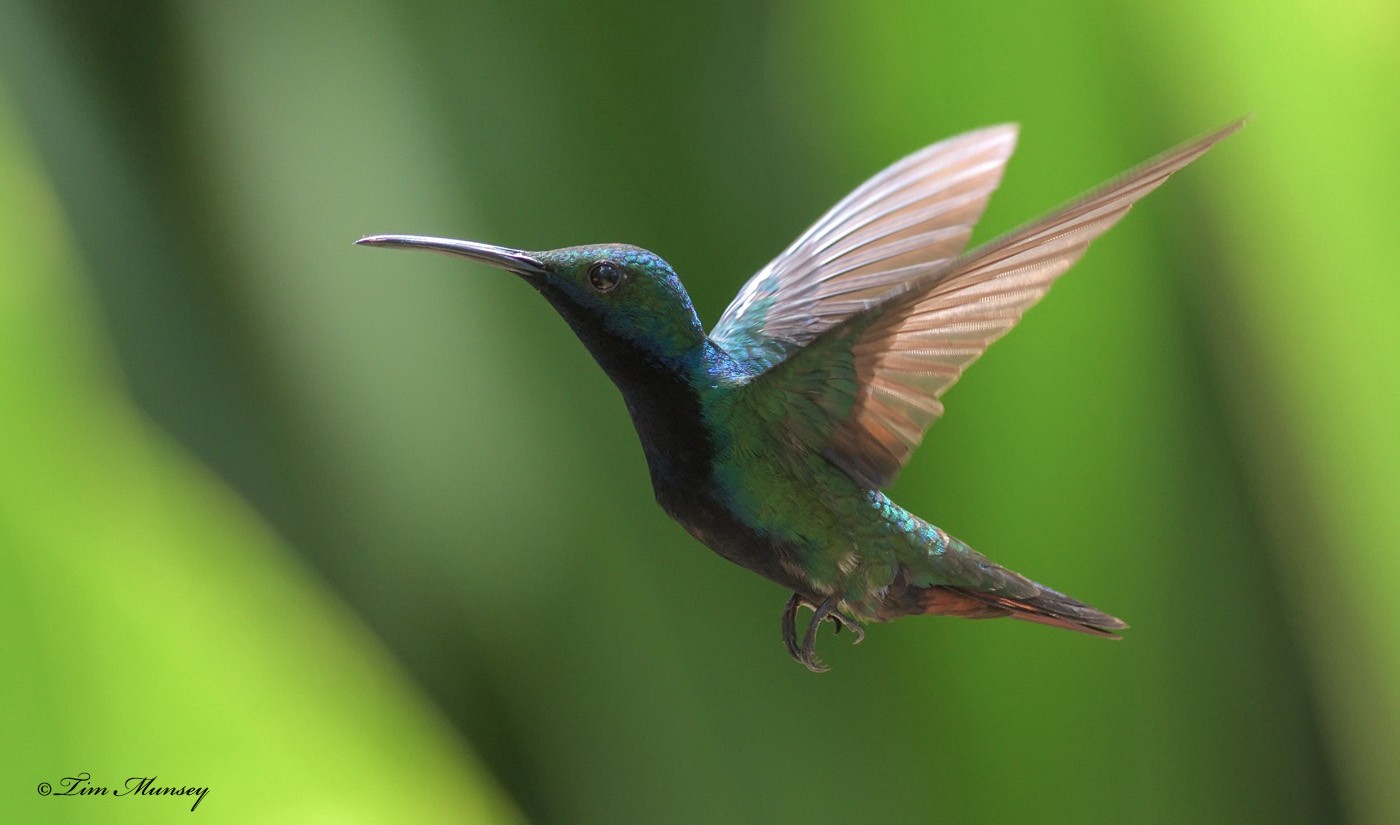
919,583 -> 1128,638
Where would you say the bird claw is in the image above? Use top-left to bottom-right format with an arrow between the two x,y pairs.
828,610 -> 862,644
781,593 -> 864,672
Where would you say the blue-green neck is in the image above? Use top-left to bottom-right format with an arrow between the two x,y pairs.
541,291 -> 747,506
540,291 -> 822,594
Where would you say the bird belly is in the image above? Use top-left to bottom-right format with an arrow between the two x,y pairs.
698,454 -> 906,620
656,484 -> 816,598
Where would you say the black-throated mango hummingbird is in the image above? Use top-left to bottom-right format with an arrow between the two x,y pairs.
359,119 -> 1242,671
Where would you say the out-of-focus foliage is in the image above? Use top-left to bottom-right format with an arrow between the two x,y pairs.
0,92 -> 518,824
1,0 -> 1395,823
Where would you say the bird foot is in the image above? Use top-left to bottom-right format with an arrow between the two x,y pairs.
781,593 -> 863,673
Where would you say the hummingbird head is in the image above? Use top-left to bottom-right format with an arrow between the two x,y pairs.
356,235 -> 707,371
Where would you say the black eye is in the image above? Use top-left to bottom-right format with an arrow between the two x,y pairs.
587,261 -> 623,293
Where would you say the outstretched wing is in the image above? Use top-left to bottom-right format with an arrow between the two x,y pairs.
711,125 -> 1019,368
742,120 -> 1245,489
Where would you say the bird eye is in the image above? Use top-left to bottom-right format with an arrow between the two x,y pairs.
587,261 -> 624,293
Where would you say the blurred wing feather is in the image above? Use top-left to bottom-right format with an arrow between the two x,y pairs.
711,125 -> 1020,366
750,120 -> 1245,489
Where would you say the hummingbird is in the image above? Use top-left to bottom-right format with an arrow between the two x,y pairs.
358,119 -> 1242,671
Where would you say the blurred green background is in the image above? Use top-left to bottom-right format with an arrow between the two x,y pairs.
2,1 -> 1396,823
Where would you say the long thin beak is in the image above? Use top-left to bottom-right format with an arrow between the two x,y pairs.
355,234 -> 548,279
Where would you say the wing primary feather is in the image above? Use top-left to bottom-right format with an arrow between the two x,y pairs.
712,124 -> 1021,362
812,118 -> 1245,488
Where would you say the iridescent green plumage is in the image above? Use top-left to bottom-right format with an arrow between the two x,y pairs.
359,119 -> 1242,671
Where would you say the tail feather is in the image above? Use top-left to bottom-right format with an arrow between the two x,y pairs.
920,584 -> 1127,638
